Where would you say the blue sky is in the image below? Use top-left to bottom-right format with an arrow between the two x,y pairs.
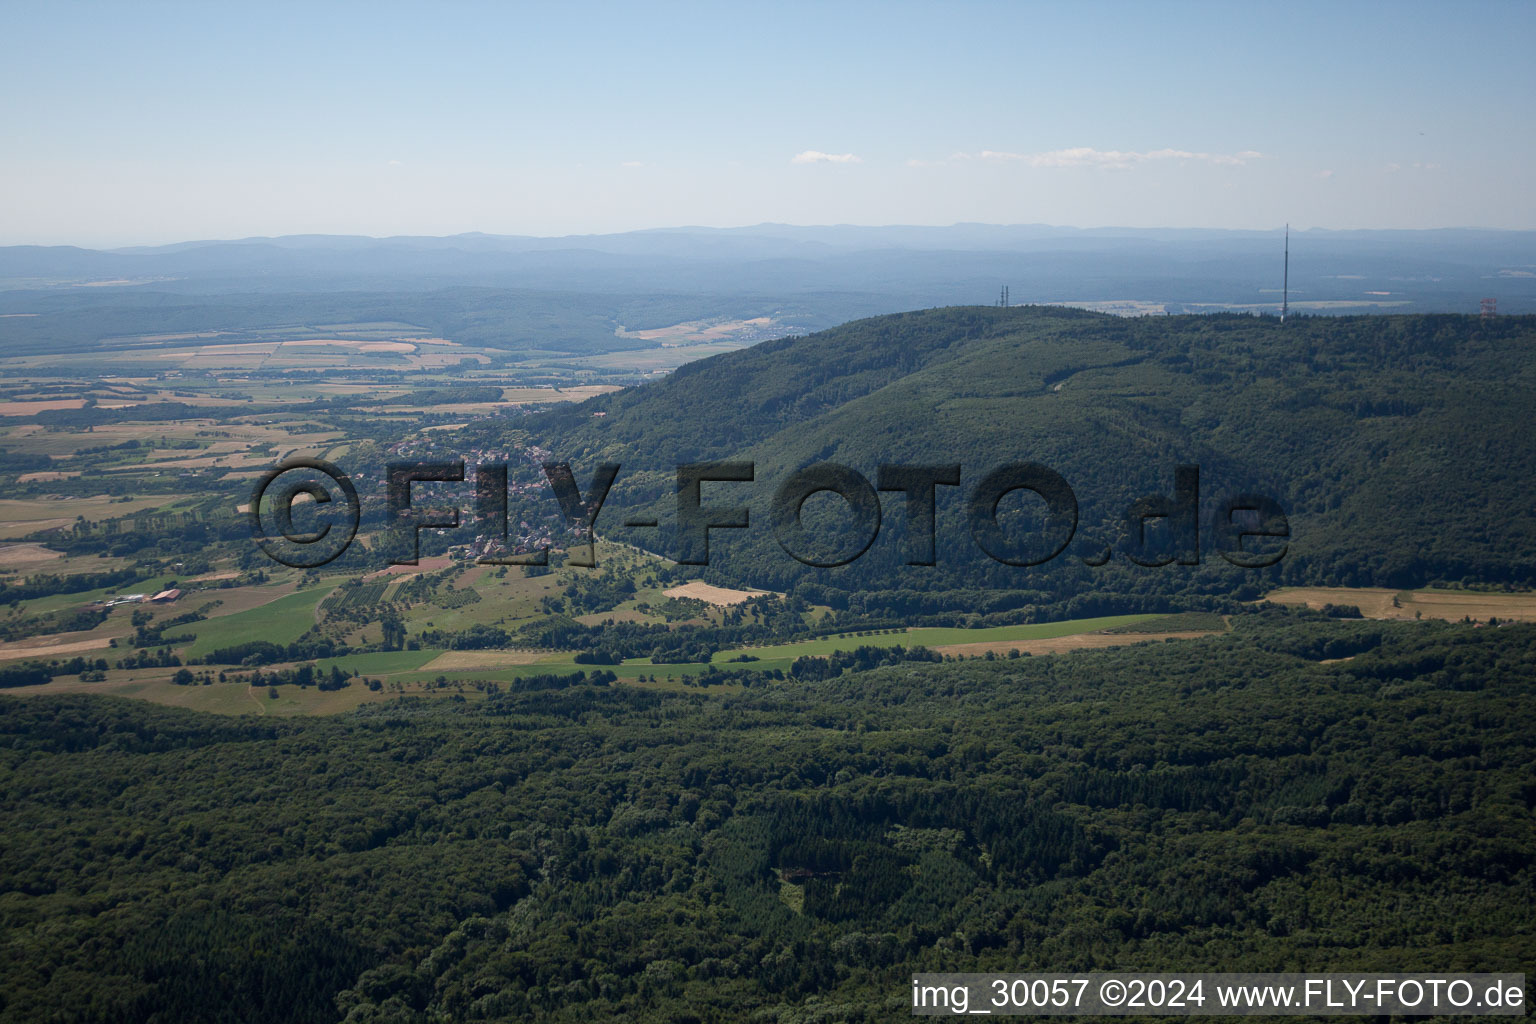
2,1 -> 1532,245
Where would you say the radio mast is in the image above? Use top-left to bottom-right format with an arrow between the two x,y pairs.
1281,224 -> 1289,323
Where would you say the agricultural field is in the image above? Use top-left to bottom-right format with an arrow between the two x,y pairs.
0,542 -> 65,568
11,312 -> 1531,726
1,529 -> 1232,713
0,493 -> 192,538
1264,585 -> 1536,622
662,580 -> 780,605
170,582 -> 337,659
688,613 -> 1194,674
322,580 -> 392,612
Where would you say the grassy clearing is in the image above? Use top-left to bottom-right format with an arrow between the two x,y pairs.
705,614 -> 1156,664
171,583 -> 337,658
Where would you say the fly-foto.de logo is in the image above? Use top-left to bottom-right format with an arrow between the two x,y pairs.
248,458 -> 1288,571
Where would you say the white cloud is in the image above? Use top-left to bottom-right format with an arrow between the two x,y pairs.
930,147 -> 1266,169
791,150 -> 862,164
1317,169 -> 1335,179
620,161 -> 644,168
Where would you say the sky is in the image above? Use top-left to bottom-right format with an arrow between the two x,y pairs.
1,0 -> 1533,247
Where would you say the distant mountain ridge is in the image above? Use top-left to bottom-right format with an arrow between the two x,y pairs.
2,224 -> 1532,313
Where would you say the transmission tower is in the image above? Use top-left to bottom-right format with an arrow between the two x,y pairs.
1281,224 -> 1289,323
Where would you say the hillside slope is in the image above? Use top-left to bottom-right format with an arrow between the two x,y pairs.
526,307 -> 1536,616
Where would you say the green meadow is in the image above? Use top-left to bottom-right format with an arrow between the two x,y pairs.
170,583 -> 338,658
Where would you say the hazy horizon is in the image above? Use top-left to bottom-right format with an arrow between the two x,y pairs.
14,220 -> 1536,254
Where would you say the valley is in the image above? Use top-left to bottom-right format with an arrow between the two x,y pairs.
4,307 -> 1535,720
2,303 -> 1533,1021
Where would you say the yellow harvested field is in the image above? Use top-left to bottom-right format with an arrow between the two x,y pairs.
0,494 -> 176,531
280,339 -> 416,352
0,542 -> 64,567
1267,587 -> 1405,617
1265,586 -> 1536,622
664,581 -> 781,606
103,451 -> 273,472
420,650 -> 552,671
930,630 -> 1218,659
0,634 -> 113,661
16,471 -> 80,483
0,399 -> 86,415
0,516 -> 75,539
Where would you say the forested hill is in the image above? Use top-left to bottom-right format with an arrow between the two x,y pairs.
3,615 -> 1533,1020
528,307 -> 1536,615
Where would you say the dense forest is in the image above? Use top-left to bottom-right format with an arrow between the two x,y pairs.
3,611 -> 1532,1022
520,308 -> 1536,613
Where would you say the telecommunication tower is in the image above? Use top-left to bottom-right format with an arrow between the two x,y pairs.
1281,224 -> 1289,323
